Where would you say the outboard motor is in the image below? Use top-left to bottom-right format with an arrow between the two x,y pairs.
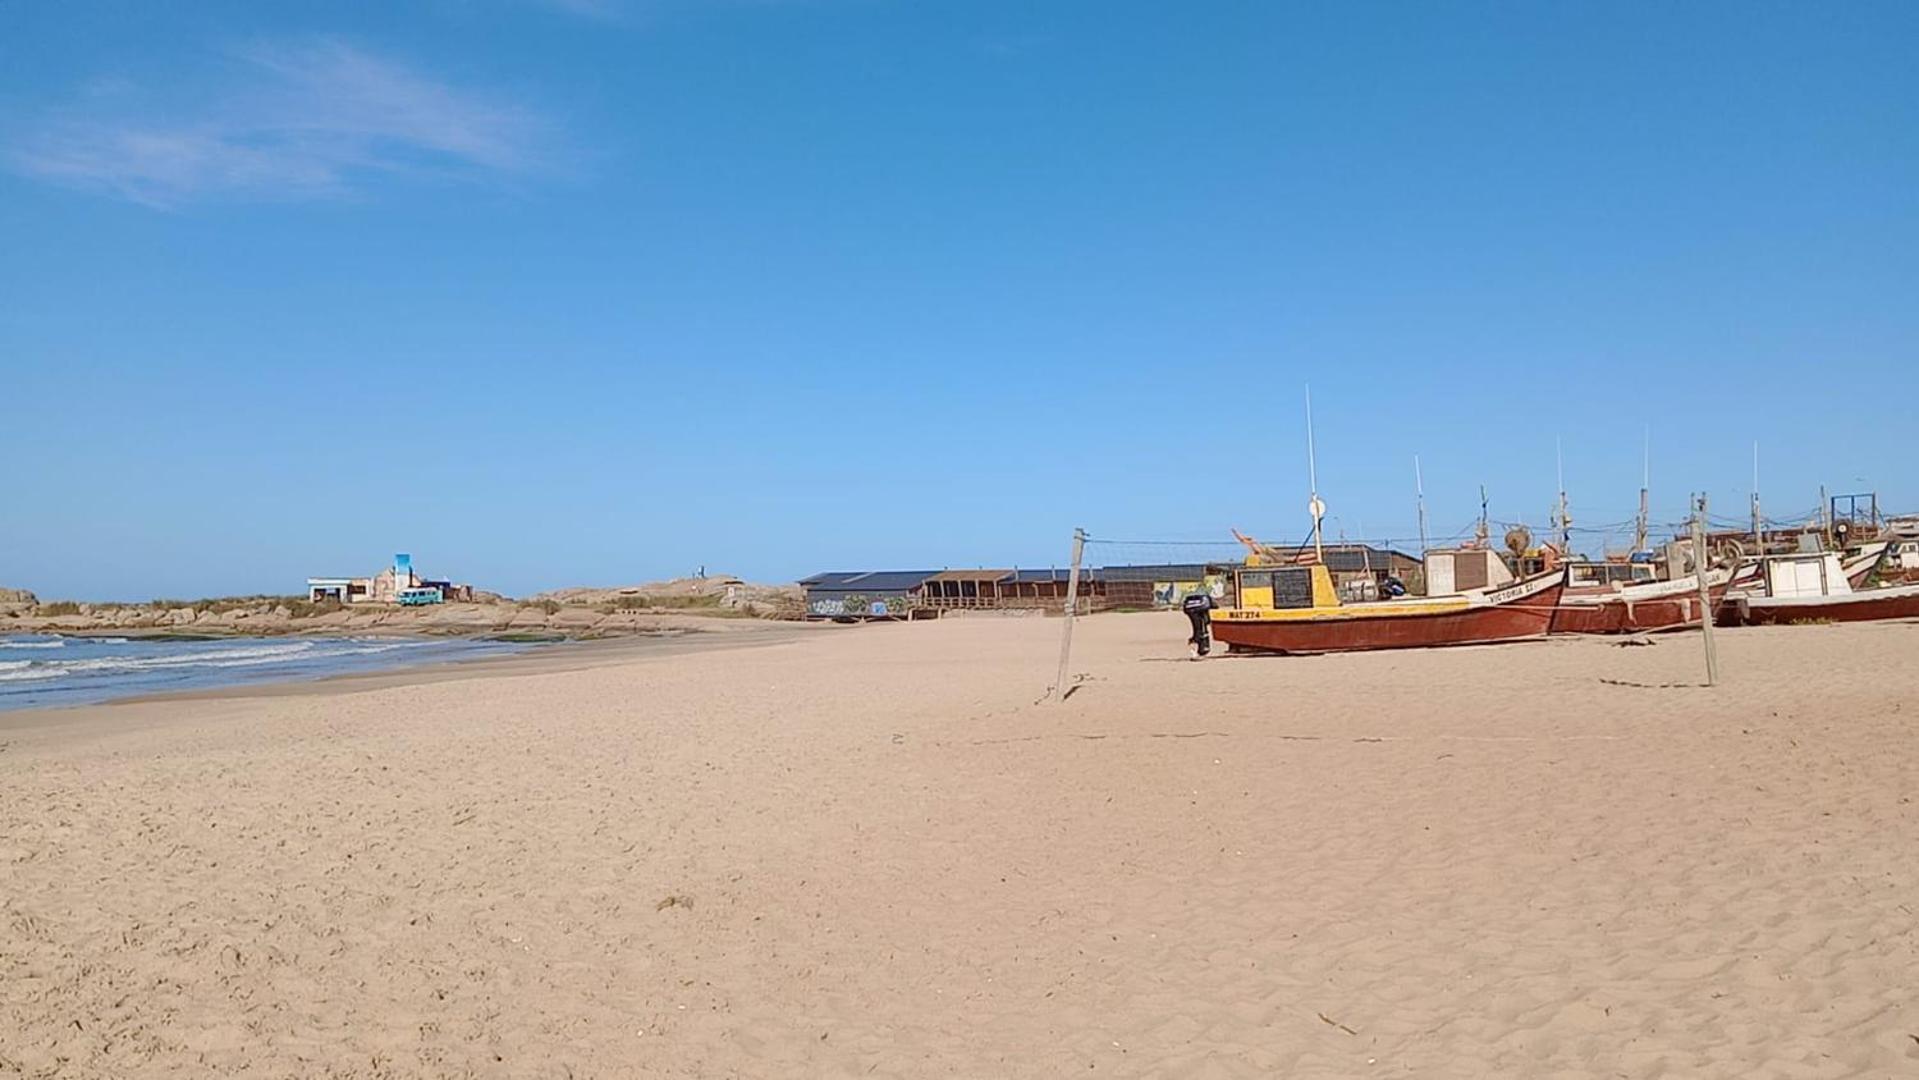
1181,591 -> 1216,657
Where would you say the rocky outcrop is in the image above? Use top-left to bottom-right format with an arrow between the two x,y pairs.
0,586 -> 37,609
529,575 -> 804,619
3,591 -> 803,639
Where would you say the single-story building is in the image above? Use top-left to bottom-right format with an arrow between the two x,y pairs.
305,576 -> 371,604
1000,568 -> 1095,609
798,571 -> 938,620
1096,564 -> 1235,609
1315,543 -> 1421,580
307,554 -> 473,605
800,564 -> 1242,619
921,569 -> 1017,610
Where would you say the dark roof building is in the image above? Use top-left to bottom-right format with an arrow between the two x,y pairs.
1313,544 -> 1421,576
798,570 -> 939,592
1096,563 -> 1218,583
1008,568 -> 1078,583
799,561 -> 1245,618
799,570 -> 937,620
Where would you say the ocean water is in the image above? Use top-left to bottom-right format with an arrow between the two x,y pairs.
0,634 -> 528,712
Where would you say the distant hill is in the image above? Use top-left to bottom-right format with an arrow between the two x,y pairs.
530,575 -> 802,619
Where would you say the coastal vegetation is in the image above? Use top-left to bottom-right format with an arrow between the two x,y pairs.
143,595 -> 332,616
14,595 -> 344,620
4,574 -> 804,637
603,593 -> 725,612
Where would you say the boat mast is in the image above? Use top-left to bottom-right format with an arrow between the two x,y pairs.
1476,484 -> 1490,548
1414,455 -> 1430,555
1305,385 -> 1325,563
1635,428 -> 1650,555
1750,442 -> 1763,555
1554,437 -> 1572,553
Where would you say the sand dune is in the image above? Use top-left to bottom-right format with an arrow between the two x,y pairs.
3,614 -> 1916,1077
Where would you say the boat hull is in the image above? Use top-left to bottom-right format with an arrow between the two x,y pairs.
1716,584 -> 1919,627
1213,575 -> 1564,655
1551,576 -> 1726,635
1552,594 -> 1705,634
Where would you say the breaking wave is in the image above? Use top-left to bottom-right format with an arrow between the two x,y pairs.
0,636 -> 505,708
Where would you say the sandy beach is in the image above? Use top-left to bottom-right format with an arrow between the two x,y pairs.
3,613 -> 1915,1078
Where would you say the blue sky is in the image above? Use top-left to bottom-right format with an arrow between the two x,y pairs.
3,1 -> 1915,600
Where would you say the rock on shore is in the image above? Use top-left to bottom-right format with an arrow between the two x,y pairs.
1,575 -> 803,638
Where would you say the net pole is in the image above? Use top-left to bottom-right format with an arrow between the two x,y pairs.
1414,455 -> 1430,555
1691,497 -> 1719,687
1051,527 -> 1086,702
1305,387 -> 1324,564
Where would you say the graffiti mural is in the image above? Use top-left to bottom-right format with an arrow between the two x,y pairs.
1151,575 -> 1229,607
806,594 -> 916,618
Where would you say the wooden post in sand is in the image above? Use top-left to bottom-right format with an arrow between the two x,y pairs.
1052,528 -> 1086,701
1690,498 -> 1719,687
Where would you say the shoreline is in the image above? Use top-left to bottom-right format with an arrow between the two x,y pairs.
0,621 -> 827,730
3,624 -> 735,644
3,615 -> 805,643
114,622 -> 821,706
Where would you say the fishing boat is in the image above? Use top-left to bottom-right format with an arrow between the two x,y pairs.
1210,387 -> 1562,655
1724,539 -> 1891,596
1716,550 -> 1919,626
1842,540 -> 1893,586
1550,560 -> 1729,635
1535,432 -> 1730,635
1210,561 -> 1565,655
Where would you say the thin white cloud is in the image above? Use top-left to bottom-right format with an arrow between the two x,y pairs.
10,40 -> 553,207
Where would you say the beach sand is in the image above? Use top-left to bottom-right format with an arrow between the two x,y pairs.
2,613 -> 1915,1077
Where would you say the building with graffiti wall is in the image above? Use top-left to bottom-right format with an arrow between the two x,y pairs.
798,565 -> 1239,621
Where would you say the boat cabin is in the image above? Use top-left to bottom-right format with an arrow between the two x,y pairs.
1752,552 -> 1850,599
1220,561 -> 1474,624
1717,548 -> 1919,626
1422,548 -> 1515,595
1894,540 -> 1919,571
1565,562 -> 1658,590
1233,564 -> 1340,612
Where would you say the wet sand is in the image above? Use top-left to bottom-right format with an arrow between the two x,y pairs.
2,613 -> 1915,1077
0,623 -> 819,739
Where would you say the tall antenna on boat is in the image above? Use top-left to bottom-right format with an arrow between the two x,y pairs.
1554,437 -> 1572,553
1750,441 -> 1763,554
1414,455 -> 1430,555
1305,385 -> 1325,563
1476,484 -> 1490,548
1635,427 -> 1650,554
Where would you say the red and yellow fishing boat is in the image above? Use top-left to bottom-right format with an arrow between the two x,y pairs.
1212,389 -> 1562,654
1210,560 -> 1564,655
